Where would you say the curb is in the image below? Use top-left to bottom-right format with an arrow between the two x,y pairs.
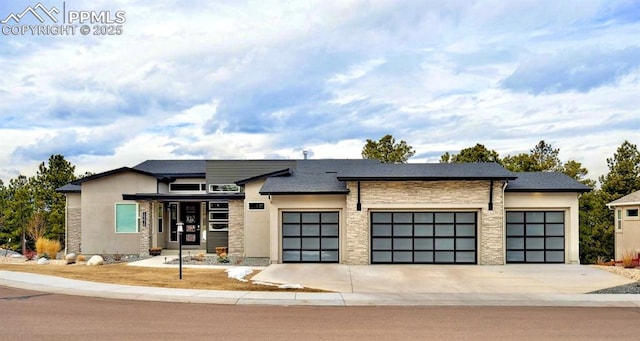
2,270 -> 640,307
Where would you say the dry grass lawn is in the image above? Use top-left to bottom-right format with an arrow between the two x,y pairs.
0,262 -> 324,292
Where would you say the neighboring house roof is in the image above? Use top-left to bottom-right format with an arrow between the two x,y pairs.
505,172 -> 591,193
606,190 -> 640,207
133,160 -> 206,178
336,162 -> 516,181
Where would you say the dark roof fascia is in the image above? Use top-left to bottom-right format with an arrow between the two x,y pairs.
258,190 -> 349,195
73,167 -> 163,184
122,193 -> 245,201
235,168 -> 293,186
337,176 -> 517,181
505,188 -> 591,193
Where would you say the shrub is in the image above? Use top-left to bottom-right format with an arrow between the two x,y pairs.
35,238 -> 60,259
113,252 -> 122,262
622,250 -> 636,268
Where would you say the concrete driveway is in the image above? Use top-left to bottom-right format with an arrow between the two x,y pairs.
251,264 -> 635,294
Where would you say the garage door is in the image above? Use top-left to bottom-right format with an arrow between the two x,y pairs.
282,212 -> 339,263
371,212 -> 477,264
506,211 -> 564,263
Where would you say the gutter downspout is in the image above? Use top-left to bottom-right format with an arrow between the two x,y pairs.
488,180 -> 494,211
356,181 -> 362,211
502,181 -> 508,265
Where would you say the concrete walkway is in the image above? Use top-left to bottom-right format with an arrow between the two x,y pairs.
2,259 -> 640,307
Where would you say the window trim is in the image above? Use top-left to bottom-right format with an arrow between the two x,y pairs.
208,222 -> 229,231
115,202 -> 138,234
209,211 -> 229,221
618,209 -> 623,229
625,208 -> 639,219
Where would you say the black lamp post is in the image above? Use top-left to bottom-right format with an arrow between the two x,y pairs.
177,221 -> 184,280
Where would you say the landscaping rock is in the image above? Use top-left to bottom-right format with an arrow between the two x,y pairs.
87,255 -> 104,266
65,253 -> 77,265
37,257 -> 50,265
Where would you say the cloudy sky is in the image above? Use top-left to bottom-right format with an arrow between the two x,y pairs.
0,0 -> 638,184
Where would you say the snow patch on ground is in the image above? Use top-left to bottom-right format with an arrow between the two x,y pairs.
253,280 -> 304,289
225,266 -> 253,282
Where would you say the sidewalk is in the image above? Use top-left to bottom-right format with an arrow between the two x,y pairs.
2,267 -> 640,307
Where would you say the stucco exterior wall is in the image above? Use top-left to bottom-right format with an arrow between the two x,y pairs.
80,172 -> 157,255
613,205 -> 640,261
65,193 -> 82,254
268,194 -> 347,263
345,180 -> 505,265
243,181 -> 270,257
504,192 -> 580,264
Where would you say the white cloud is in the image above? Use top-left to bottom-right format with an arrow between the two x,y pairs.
0,0 -> 638,184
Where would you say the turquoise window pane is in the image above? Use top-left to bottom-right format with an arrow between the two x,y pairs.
115,204 -> 137,233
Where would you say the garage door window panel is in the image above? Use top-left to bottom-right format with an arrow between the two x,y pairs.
435,238 -> 455,250
414,252 -> 433,262
435,252 -> 454,263
414,224 -> 433,236
372,224 -> 392,236
414,238 -> 433,250
435,213 -> 454,223
394,251 -> 412,262
372,238 -> 392,250
321,224 -> 339,236
372,251 -> 392,263
456,238 -> 476,250
435,224 -> 455,236
456,252 -> 475,263
414,213 -> 433,223
393,239 -> 413,250
394,225 -> 413,236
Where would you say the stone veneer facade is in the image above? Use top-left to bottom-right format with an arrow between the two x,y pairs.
228,199 -> 245,257
137,200 -> 152,257
344,180 -> 505,265
66,208 -> 82,254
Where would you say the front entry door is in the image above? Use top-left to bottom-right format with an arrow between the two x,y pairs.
180,202 -> 201,246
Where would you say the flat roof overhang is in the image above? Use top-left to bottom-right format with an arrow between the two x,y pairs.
122,193 -> 245,201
